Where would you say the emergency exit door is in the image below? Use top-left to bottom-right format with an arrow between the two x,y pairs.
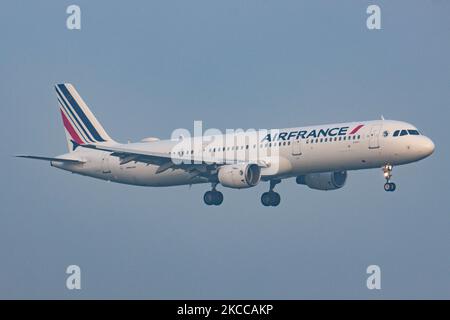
292,140 -> 302,155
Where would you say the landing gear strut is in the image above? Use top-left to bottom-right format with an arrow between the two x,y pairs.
203,183 -> 224,206
382,164 -> 396,192
261,179 -> 281,207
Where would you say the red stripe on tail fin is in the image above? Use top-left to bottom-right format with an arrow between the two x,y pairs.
60,109 -> 84,144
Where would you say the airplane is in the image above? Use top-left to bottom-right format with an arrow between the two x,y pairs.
17,83 -> 435,207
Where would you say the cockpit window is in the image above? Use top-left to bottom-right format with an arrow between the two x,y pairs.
400,130 -> 408,136
393,130 -> 400,137
408,130 -> 420,135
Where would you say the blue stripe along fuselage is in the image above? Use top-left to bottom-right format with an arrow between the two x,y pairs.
57,84 -> 106,142
56,88 -> 94,143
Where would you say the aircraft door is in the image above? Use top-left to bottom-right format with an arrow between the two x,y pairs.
368,125 -> 382,149
101,154 -> 111,175
292,139 -> 302,156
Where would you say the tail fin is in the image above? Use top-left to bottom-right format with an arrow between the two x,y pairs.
55,83 -> 114,152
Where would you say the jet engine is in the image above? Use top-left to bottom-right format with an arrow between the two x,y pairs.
218,163 -> 261,189
296,171 -> 347,190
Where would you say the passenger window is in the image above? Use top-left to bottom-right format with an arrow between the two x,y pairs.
400,130 -> 408,136
393,130 -> 400,137
408,130 -> 420,135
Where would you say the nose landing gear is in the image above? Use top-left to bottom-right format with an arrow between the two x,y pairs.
204,183 -> 224,206
382,164 -> 396,192
261,179 -> 281,207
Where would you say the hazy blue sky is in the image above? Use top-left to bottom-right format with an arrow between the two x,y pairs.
1,1 -> 449,299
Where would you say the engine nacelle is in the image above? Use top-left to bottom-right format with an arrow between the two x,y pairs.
218,163 -> 261,189
296,171 -> 347,190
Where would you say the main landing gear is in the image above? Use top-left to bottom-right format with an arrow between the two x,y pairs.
382,164 -> 396,192
203,183 -> 224,206
261,179 -> 281,207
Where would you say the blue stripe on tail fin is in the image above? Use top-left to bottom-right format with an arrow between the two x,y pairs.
55,83 -> 114,147
57,84 -> 106,142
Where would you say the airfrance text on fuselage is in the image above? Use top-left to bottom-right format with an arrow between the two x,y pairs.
262,126 -> 351,142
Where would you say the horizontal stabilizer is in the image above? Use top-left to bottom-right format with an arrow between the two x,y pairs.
15,155 -> 84,164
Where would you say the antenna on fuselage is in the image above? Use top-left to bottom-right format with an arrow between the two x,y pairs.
381,115 -> 385,120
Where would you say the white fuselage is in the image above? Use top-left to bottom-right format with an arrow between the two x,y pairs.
51,120 -> 435,187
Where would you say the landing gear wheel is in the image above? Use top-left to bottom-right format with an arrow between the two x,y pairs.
261,191 -> 281,207
213,191 -> 223,206
384,182 -> 396,192
382,164 -> 396,192
389,182 -> 396,192
384,183 -> 391,192
204,191 -> 215,205
261,180 -> 282,207
261,192 -> 272,207
203,190 -> 224,206
270,192 -> 281,206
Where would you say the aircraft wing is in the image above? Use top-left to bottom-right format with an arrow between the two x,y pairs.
80,144 -> 224,175
80,143 -> 267,174
81,143 -> 216,165
16,155 -> 85,164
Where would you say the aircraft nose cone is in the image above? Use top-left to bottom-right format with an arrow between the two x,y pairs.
421,137 -> 435,157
